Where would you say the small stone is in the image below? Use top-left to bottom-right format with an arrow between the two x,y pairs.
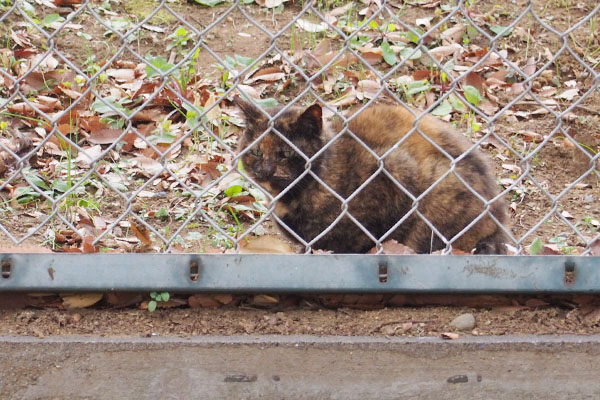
450,313 -> 476,331
381,325 -> 396,336
585,195 -> 594,203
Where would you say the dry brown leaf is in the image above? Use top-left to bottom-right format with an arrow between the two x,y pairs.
134,155 -> 164,176
357,49 -> 382,65
82,235 -> 97,253
428,43 -> 463,61
328,87 -> 356,107
557,88 -> 579,101
464,72 -> 486,94
107,68 -> 135,82
131,108 -> 168,122
251,294 -> 279,306
55,85 -> 82,100
478,99 -> 498,116
508,82 -> 525,96
296,19 -> 328,33
104,292 -> 143,308
61,293 -> 103,309
440,23 -> 466,44
188,294 -> 222,308
54,0 -> 83,4
330,3 -> 353,16
517,130 -> 543,143
524,298 -> 549,308
255,0 -> 286,7
561,210 -> 575,219
537,86 -> 558,97
239,234 -> 294,254
244,67 -> 286,84
356,79 -> 380,100
522,56 -> 536,77
75,145 -> 102,168
129,220 -> 153,247
441,332 -> 460,340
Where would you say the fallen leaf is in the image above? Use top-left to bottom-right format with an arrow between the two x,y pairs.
328,87 -> 356,107
239,234 -> 294,253
75,145 -> 102,168
557,88 -> 579,101
244,67 -> 285,84
464,72 -> 486,94
522,56 -> 536,77
415,16 -> 434,29
508,82 -> 525,96
355,79 -> 381,100
82,235 -> 97,253
561,210 -> 574,219
428,43 -> 463,61
440,23 -> 465,43
255,0 -> 286,8
478,99 -> 498,116
104,292 -> 143,308
188,294 -> 222,308
61,293 -> 103,309
330,3 -> 353,16
537,86 -> 558,97
441,332 -> 460,340
296,19 -> 328,33
134,155 -> 164,176
129,220 -> 153,247
82,116 -> 124,144
107,68 -> 135,82
251,294 -> 279,306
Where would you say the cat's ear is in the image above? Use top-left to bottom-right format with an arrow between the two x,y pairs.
297,104 -> 322,136
233,96 -> 263,122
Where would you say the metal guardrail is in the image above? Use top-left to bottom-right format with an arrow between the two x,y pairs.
0,253 -> 596,293
0,0 -> 598,294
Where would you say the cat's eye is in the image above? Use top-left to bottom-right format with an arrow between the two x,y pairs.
250,148 -> 263,157
281,150 -> 294,158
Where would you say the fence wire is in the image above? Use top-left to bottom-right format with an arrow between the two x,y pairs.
0,0 -> 598,255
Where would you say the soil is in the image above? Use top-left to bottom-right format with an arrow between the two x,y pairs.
0,0 -> 599,338
2,294 -> 600,337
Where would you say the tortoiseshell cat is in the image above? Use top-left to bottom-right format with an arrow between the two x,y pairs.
235,98 -> 508,254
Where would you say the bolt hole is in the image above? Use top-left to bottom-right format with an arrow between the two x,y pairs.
564,261 -> 575,286
1,259 -> 11,279
378,263 -> 388,283
190,261 -> 199,281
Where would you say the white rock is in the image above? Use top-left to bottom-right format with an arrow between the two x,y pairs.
450,313 -> 476,331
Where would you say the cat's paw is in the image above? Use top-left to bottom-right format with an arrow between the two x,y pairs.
474,239 -> 507,255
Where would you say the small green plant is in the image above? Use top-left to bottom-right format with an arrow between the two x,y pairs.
155,207 -> 169,221
529,237 -> 543,255
576,216 -> 599,234
462,85 -> 482,133
167,26 -> 195,55
148,291 -> 170,312
548,235 -> 576,255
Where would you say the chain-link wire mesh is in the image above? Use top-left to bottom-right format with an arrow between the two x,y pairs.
0,0 -> 598,255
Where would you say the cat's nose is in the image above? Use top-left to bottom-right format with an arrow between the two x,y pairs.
258,162 -> 275,178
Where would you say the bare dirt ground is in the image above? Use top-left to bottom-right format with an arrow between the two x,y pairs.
3,293 -> 600,337
0,0 -> 598,337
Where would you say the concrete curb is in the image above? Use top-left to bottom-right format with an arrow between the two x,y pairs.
2,335 -> 599,399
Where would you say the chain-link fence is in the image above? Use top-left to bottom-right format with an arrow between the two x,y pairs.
0,0 -> 598,256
